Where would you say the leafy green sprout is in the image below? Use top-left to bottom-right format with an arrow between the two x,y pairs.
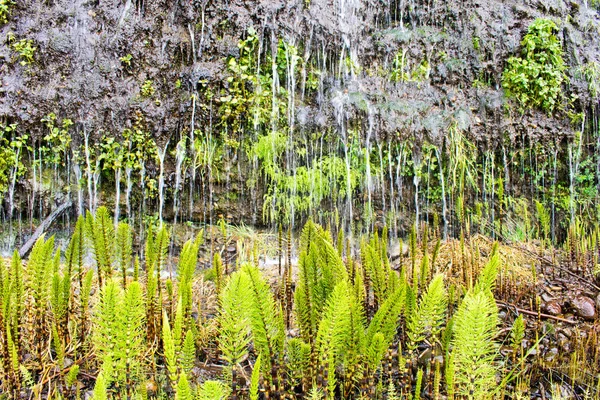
11,38 -> 36,66
502,18 -> 567,113
141,80 -> 155,98
119,53 -> 133,67
0,0 -> 15,24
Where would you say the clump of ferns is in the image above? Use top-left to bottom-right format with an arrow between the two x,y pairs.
448,247 -> 501,400
92,279 -> 147,397
144,223 -> 170,351
217,264 -> 285,398
0,252 -> 24,397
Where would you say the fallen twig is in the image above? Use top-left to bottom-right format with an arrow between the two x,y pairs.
496,300 -> 577,325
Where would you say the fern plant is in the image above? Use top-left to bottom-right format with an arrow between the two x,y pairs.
178,231 -> 203,322
93,280 -> 146,396
451,288 -> 499,399
361,231 -> 398,310
316,279 -> 367,398
196,380 -> 231,400
25,234 -> 56,362
116,222 -> 133,288
86,207 -> 115,287
241,263 -> 285,387
406,274 -> 447,352
218,270 -> 251,397
295,220 -> 347,348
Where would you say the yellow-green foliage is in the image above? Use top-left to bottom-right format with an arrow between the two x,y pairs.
176,372 -> 193,400
295,220 -> 347,346
502,18 -> 567,113
316,280 -> 355,397
0,0 -> 15,25
116,222 -> 133,287
92,371 -> 108,400
361,229 -> 399,308
241,263 -> 285,376
196,380 -> 231,400
407,274 -> 447,351
218,270 -> 251,367
451,289 -> 498,399
178,231 -> 203,317
163,310 -> 178,387
250,354 -> 262,400
93,280 -> 146,389
86,207 -> 114,287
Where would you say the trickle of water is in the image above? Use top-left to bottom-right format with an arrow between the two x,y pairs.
173,137 -> 187,227
157,141 -> 170,225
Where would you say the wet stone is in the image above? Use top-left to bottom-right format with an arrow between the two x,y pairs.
571,296 -> 596,320
543,300 -> 562,316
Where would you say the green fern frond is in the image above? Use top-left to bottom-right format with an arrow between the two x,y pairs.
366,284 -> 405,347
407,274 -> 447,351
250,354 -> 261,400
154,225 -> 170,273
92,371 -> 108,400
365,332 -> 386,374
178,232 -> 202,318
285,338 -> 311,386
118,281 -> 146,367
116,222 -> 133,288
9,250 -> 23,343
316,280 -> 353,397
163,311 -> 178,387
474,243 -> 499,295
451,290 -> 499,399
364,284 -> 405,374
86,207 -> 114,286
196,380 -> 231,400
295,220 -> 348,347
93,280 -> 122,358
241,264 -> 285,376
510,314 -> 525,359
218,271 -> 251,367
181,329 -> 196,377
213,252 -> 224,296
176,372 -> 193,400
65,365 -> 79,387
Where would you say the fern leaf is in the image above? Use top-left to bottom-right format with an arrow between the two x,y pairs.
163,311 -> 178,387
181,329 -> 196,377
474,243 -> 499,295
241,264 -> 285,376
451,290 -> 499,399
176,372 -> 193,400
316,280 -> 353,397
196,380 -> 231,400
407,274 -> 447,351
116,222 -> 133,288
250,354 -> 262,400
92,371 -> 109,400
218,271 -> 251,367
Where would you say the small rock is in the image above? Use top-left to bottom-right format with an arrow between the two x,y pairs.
571,296 -> 596,320
545,347 -> 558,363
543,300 -> 562,316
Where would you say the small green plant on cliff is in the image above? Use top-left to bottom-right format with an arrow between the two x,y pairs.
141,80 -> 155,97
0,0 -> 15,24
41,113 -> 73,166
502,18 -> 567,113
0,123 -> 28,195
11,38 -> 36,66
119,53 -> 133,67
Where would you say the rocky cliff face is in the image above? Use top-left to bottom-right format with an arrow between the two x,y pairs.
0,0 -> 599,227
